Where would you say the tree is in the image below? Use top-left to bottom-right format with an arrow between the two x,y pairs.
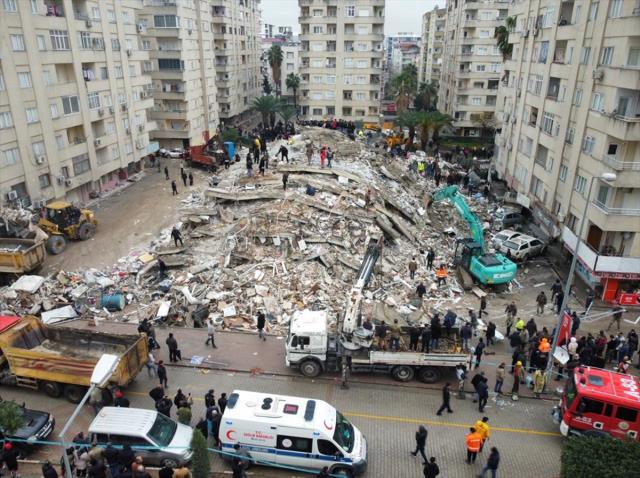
190,429 -> 210,478
495,16 -> 516,60
268,44 -> 284,96
285,73 -> 301,116
561,436 -> 640,478
278,105 -> 296,125
252,95 -> 281,128
472,112 -> 497,138
389,64 -> 418,114
261,75 -> 273,96
0,402 -> 25,435
414,81 -> 438,111
398,110 -> 424,145
418,111 -> 453,150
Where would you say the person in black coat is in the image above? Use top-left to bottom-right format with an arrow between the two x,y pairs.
218,393 -> 228,413
157,361 -> 168,387
205,389 -> 216,408
102,443 -> 119,478
1,443 -> 18,476
156,396 -> 173,417
149,385 -> 164,403
165,333 -> 179,362
158,464 -> 174,478
410,425 -> 428,464
423,457 -> 440,478
88,458 -> 106,478
480,447 -> 500,477
42,460 -> 59,478
436,383 -> 453,415
117,445 -> 135,473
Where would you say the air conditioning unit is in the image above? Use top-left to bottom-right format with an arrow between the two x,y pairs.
98,109 -> 104,116
137,24 -> 144,33
65,179 -> 72,186
140,91 -> 146,99
533,28 -> 539,37
109,106 -> 115,114
35,155 -> 46,165
138,125 -> 144,132
7,190 -> 18,201
188,29 -> 193,35
57,176 -> 65,185
126,48 -> 132,56
121,104 -> 128,111
522,29 -> 529,38
33,199 -> 47,209
86,19 -> 93,28
592,69 -> 604,80
94,138 -> 102,147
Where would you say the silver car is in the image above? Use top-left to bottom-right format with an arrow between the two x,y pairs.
491,229 -> 523,249
499,235 -> 546,261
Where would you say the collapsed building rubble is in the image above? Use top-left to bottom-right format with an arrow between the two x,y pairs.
0,128 -> 515,348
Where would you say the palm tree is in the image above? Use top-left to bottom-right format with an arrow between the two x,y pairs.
472,112 -> 497,138
278,105 -> 296,126
285,73 -> 301,116
414,81 -> 439,111
389,64 -> 418,114
252,95 -> 281,128
268,44 -> 284,96
398,110 -> 424,145
495,16 -> 516,60
429,111 -> 453,142
261,75 -> 273,96
418,111 -> 453,150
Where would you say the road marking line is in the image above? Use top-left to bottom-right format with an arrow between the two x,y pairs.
343,411 -> 562,437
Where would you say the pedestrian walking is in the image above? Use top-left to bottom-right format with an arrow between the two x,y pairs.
282,172 -> 289,191
511,361 -> 523,398
486,322 -> 496,346
164,166 -> 169,180
551,279 -> 562,302
505,301 -> 517,324
171,180 -> 178,195
218,393 -> 228,413
456,364 -> 467,397
480,447 -> 500,478
416,282 -> 427,299
436,383 -> 453,415
204,319 -> 217,348
465,427 -> 482,464
505,314 -> 514,338
408,257 -> 418,280
171,226 -> 183,247
256,311 -> 267,341
461,323 -> 472,352
423,457 -> 440,478
165,332 -> 179,362
479,296 -> 487,319
258,155 -> 266,175
555,290 -> 565,314
477,379 -> 489,412
157,360 -> 168,387
410,425 -> 428,464
181,171 -> 187,187
145,350 -> 157,377
536,291 -> 547,315
246,152 -> 253,177
494,362 -> 505,394
474,417 -> 490,451
188,172 -> 194,186
608,306 -> 624,331
426,248 -> 435,270
327,147 -> 334,167
474,338 -> 485,369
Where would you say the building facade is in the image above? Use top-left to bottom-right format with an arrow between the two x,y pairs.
438,0 -> 509,136
298,0 -> 385,122
141,0 -> 218,149
1,0 -> 155,206
261,39 -> 301,104
417,7 -> 446,86
494,0 -> 640,300
389,41 -> 420,76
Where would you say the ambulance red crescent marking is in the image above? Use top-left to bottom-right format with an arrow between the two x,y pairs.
324,420 -> 333,430
226,430 -> 236,440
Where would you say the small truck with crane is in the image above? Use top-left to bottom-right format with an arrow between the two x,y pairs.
285,236 -> 471,384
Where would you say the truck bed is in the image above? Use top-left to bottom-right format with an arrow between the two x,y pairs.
364,351 -> 470,366
0,238 -> 46,274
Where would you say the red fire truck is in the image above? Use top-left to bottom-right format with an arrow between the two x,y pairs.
553,366 -> 640,441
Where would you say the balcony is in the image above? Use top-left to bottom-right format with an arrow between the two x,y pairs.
603,115 -> 640,142
562,226 -> 640,276
593,200 -> 640,216
603,154 -> 640,171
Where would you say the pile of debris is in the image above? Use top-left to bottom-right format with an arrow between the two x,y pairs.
0,128 -> 509,338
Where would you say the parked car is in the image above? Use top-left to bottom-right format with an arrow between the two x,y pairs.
0,400 -> 55,457
498,234 -> 547,261
492,209 -> 525,230
159,148 -> 185,159
491,229 -> 523,249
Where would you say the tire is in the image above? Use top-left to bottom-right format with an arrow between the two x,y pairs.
418,367 -> 441,384
331,467 -> 354,478
42,381 -> 62,398
46,235 -> 66,255
299,360 -> 321,378
77,222 -> 96,241
64,384 -> 87,403
391,365 -> 415,382
162,459 -> 179,468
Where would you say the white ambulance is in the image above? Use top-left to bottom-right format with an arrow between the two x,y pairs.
219,390 -> 367,477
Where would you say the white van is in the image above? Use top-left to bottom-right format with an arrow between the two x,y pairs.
219,390 -> 367,477
88,407 -> 193,468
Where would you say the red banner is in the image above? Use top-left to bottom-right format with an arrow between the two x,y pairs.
619,293 -> 640,307
557,312 -> 573,347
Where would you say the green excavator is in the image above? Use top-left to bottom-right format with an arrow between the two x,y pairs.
431,185 -> 517,286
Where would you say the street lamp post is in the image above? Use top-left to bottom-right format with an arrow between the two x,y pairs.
546,172 -> 617,378
59,354 -> 120,478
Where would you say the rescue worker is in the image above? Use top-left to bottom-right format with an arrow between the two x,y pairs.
436,264 -> 448,286
408,257 -> 418,279
375,321 -> 387,350
389,319 -> 402,352
465,427 -> 482,464
533,369 -> 546,398
474,416 -> 490,452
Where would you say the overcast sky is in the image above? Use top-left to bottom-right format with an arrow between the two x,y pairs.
261,0 -> 442,36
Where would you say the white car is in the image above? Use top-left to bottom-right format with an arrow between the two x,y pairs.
491,229 -> 523,249
159,148 -> 185,159
498,234 -> 546,261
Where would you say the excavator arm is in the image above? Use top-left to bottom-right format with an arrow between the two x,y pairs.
431,186 -> 485,251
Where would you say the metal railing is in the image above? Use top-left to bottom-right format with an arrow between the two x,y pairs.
593,200 -> 640,216
602,154 -> 640,171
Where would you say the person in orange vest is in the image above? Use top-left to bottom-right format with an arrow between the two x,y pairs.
538,337 -> 551,353
436,264 -> 448,286
465,427 -> 482,464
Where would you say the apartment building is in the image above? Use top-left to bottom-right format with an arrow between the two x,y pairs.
417,7 -> 446,85
438,0 -> 509,136
261,38 -> 301,104
389,41 -> 420,76
263,22 -> 274,38
383,32 -> 419,88
494,0 -> 640,300
211,0 -> 261,125
140,0 -> 218,149
0,0 -> 155,206
298,0 -> 385,122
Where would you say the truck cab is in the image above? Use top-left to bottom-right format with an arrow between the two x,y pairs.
285,310 -> 333,378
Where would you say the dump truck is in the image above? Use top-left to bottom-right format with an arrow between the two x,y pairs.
37,201 -> 97,255
0,238 -> 46,275
0,315 -> 147,403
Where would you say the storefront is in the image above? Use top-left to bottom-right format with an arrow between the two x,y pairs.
531,201 -> 561,240
596,272 -> 640,305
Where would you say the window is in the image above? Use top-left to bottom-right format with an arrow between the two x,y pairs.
589,2 -> 599,20
88,92 -> 101,110
111,39 -> 120,51
542,112 -> 554,135
33,141 -> 45,157
158,59 -> 183,71
154,15 -> 179,28
346,5 -> 355,17
55,135 -> 65,150
344,75 -> 352,85
10,34 -> 25,51
18,72 -> 32,88
72,154 -> 91,175
122,10 -> 131,24
107,9 -> 116,23
0,111 -> 13,129
580,47 -> 591,65
62,96 -> 80,115
91,7 -> 100,19
574,175 -> 587,194
600,47 -> 614,66
471,97 -> 482,106
50,30 -> 70,50
0,71 -> 4,91
3,0 -> 17,12
542,7 -> 555,27
628,48 -> 640,67
317,439 -> 340,456
579,398 -> 604,414
111,146 -> 120,160
476,64 -> 486,72
129,65 -> 136,77
574,89 -> 583,106
39,174 -> 51,188
538,42 -> 549,63
2,148 -> 19,166
49,103 -> 59,119
142,40 -> 151,50
276,435 -> 312,453
615,407 -> 638,422
114,65 -> 124,78
124,142 -> 133,154
312,26 -> 323,34
25,107 -> 39,123
565,127 -> 575,145
36,35 -> 47,50
596,184 -> 610,204
609,0 -> 623,18
591,92 -> 604,112
356,91 -> 366,101
559,164 -> 568,182
30,0 -> 38,13
582,135 -> 595,154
